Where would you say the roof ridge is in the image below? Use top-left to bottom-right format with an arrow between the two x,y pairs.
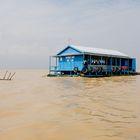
70,44 -> 121,52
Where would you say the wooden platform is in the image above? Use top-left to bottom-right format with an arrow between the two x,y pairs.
47,72 -> 140,78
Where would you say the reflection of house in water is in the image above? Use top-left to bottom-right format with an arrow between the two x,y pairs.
48,45 -> 136,77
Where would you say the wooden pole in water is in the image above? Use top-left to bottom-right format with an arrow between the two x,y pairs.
3,71 -> 8,79
9,72 -> 16,80
7,73 -> 11,80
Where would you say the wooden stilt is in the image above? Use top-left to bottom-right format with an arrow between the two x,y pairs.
3,71 -> 8,79
0,71 -> 16,81
7,73 -> 11,80
9,72 -> 16,80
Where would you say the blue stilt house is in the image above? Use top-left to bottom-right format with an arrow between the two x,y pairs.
48,45 -> 136,77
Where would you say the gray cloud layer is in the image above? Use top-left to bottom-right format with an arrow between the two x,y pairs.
0,0 -> 140,69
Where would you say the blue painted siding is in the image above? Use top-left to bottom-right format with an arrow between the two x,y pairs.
58,55 -> 83,71
132,58 -> 136,72
58,47 -> 81,55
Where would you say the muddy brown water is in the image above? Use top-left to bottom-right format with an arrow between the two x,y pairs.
0,70 -> 140,140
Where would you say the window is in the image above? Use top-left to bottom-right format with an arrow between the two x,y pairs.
65,56 -> 75,62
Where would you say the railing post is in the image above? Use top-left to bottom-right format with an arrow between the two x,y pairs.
90,55 -> 91,65
120,58 -> 121,75
56,57 -> 58,71
83,54 -> 85,68
110,57 -> 112,75
128,59 -> 130,74
115,58 -> 117,66
101,56 -> 102,65
49,56 -> 51,74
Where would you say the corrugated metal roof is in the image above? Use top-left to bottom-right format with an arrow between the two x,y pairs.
69,45 -> 129,58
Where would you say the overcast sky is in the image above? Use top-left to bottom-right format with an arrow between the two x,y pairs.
0,0 -> 140,69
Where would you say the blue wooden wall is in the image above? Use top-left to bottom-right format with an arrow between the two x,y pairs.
132,58 -> 136,72
58,55 -> 83,71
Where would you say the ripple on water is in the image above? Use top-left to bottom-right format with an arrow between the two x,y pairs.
0,71 -> 140,140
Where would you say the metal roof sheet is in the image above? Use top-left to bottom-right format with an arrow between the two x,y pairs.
68,45 -> 129,58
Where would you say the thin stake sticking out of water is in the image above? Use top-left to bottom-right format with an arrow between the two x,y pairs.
7,73 -> 11,80
9,72 -> 16,80
3,71 -> 8,79
0,71 -> 16,80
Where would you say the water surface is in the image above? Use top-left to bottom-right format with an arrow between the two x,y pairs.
0,70 -> 140,140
